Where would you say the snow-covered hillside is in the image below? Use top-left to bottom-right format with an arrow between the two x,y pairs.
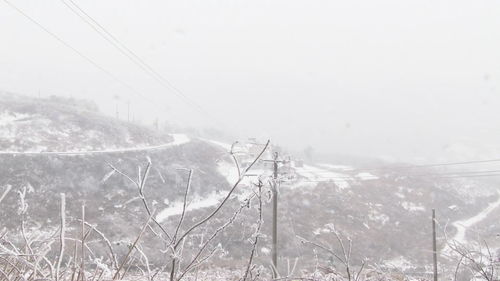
202,137 -> 500,270
0,93 -> 174,152
2,94 -> 500,272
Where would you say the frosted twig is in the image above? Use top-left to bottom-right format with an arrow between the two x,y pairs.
55,193 -> 66,281
242,181 -> 264,281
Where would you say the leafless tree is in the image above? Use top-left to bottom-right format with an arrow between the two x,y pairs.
445,234 -> 498,281
297,228 -> 366,281
106,140 -> 270,281
1,139 -> 390,281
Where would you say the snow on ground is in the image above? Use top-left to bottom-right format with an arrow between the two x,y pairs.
384,256 -> 416,271
368,209 -> 390,225
312,223 -> 336,235
201,138 -> 272,161
442,191 -> 500,256
0,133 -> 190,155
216,159 -> 271,202
201,138 -> 233,151
217,160 -> 240,184
205,139 -> 381,193
395,192 -> 405,199
156,192 -> 225,223
261,247 -> 271,255
169,133 -> 190,146
356,172 -> 379,180
205,138 -> 272,188
319,164 -> 354,171
452,191 -> 500,244
293,164 -> 351,190
0,111 -> 51,148
0,111 -> 31,127
401,201 -> 425,212
156,156 -> 268,223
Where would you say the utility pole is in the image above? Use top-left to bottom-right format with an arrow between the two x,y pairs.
432,209 -> 438,281
263,151 -> 283,278
272,151 -> 279,277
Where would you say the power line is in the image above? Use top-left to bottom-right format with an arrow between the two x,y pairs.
299,171 -> 500,182
302,158 -> 500,175
310,168 -> 500,177
289,167 -> 500,183
387,158 -> 500,169
432,173 -> 500,179
59,0 -> 222,127
399,169 -> 500,177
2,0 -> 165,113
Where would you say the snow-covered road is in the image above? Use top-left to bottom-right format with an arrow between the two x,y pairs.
452,191 -> 500,244
443,191 -> 500,256
0,134 -> 190,155
156,192 -> 225,223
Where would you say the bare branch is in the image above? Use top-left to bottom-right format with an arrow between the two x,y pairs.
55,193 -> 66,281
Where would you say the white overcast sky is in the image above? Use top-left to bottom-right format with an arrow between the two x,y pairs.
1,0 -> 500,163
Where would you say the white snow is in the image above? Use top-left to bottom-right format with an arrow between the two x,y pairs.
384,256 -> 415,271
294,164 -> 351,190
368,210 -> 390,225
401,201 -> 425,212
313,223 -> 337,235
318,164 -> 354,171
202,139 -> 233,151
156,192 -> 225,223
356,172 -> 379,180
0,111 -> 31,126
169,134 -> 190,146
0,133 -> 190,155
452,192 -> 500,244
442,192 -> 500,257
217,160 -> 240,184
216,159 -> 270,187
395,192 -> 405,199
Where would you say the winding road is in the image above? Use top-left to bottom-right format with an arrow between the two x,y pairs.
0,134 -> 190,156
443,191 -> 500,255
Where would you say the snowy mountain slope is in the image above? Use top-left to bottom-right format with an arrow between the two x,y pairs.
1,94 -> 500,272
203,138 -> 500,270
0,93 -> 173,152
0,95 -> 235,265
441,191 -> 500,259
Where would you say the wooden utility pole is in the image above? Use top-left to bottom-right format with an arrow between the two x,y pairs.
261,150 -> 290,277
262,151 -> 283,277
271,151 -> 279,277
432,209 -> 438,281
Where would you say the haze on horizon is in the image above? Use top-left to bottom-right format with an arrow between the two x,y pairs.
1,0 -> 499,163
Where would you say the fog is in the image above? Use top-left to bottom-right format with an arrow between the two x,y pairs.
1,0 -> 500,163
